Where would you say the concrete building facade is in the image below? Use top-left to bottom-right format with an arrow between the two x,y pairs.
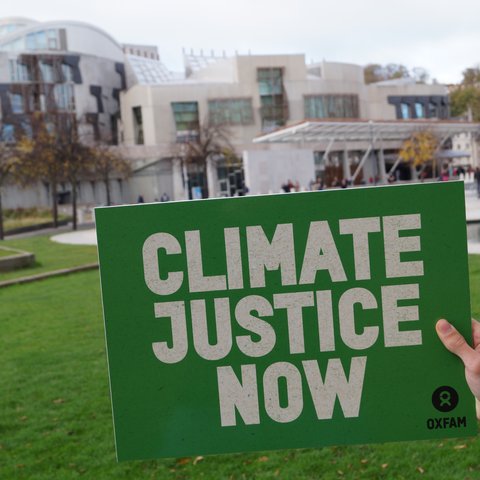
119,52 -> 459,201
0,17 -> 130,208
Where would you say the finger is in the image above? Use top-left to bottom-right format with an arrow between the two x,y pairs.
436,319 -> 480,371
472,318 -> 480,350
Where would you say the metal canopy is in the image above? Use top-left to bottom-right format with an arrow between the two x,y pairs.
253,119 -> 480,144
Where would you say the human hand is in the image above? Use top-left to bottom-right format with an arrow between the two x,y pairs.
436,319 -> 480,417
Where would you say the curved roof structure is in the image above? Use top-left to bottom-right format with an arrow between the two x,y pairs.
0,17 -> 37,37
0,18 -> 124,60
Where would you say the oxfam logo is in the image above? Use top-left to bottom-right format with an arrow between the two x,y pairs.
432,386 -> 459,413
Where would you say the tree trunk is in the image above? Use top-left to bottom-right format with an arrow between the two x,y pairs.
104,175 -> 111,206
52,182 -> 58,228
72,181 -> 78,231
0,190 -> 4,241
202,161 -> 209,199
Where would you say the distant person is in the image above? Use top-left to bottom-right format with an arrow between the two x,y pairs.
137,195 -> 145,203
281,181 -> 293,193
340,178 -> 348,189
475,167 -> 480,198
331,177 -> 339,188
160,192 -> 170,202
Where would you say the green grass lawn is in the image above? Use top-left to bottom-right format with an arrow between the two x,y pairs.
0,256 -> 479,479
0,235 -> 98,281
0,247 -> 17,258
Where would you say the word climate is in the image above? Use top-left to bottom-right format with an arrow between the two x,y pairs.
142,214 -> 424,426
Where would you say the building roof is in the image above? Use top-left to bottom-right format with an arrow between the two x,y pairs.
254,119 -> 480,144
126,54 -> 181,84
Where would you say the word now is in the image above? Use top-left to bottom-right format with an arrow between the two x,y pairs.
217,357 -> 366,426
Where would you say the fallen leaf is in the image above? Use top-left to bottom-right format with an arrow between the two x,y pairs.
417,466 -> 425,474
454,444 -> 467,449
360,459 -> 368,464
53,398 -> 65,404
193,456 -> 204,465
176,457 -> 191,466
337,470 -> 344,476
382,463 -> 388,469
258,456 -> 269,462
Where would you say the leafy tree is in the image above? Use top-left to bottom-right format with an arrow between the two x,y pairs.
364,63 -> 410,84
91,143 -> 131,206
0,141 -> 21,240
364,64 -> 429,85
399,130 -> 439,178
18,113 -> 100,230
17,114 -> 64,228
450,67 -> 480,121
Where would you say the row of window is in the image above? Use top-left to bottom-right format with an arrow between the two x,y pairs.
132,92 -> 449,144
399,102 -> 444,119
388,96 -> 449,120
304,94 -> 359,119
6,84 -> 75,114
1,29 -> 63,52
9,59 -> 75,83
171,94 -> 360,131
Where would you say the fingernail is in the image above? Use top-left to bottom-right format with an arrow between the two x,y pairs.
437,319 -> 453,334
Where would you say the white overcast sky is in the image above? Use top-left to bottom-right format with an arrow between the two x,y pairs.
3,0 -> 480,83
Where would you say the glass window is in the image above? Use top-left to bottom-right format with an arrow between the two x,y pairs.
9,92 -> 24,113
414,102 -> 425,118
9,59 -> 30,82
304,95 -> 359,119
257,68 -> 283,95
428,102 -> 438,118
47,29 -> 58,49
1,124 -> 15,142
62,63 -> 74,82
172,102 -> 199,141
54,84 -> 75,111
133,106 -> 144,145
400,103 -> 410,119
208,98 -> 254,126
24,30 -> 58,50
2,37 -> 26,51
39,61 -> 56,82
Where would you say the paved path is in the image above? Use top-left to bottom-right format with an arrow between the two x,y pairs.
51,229 -> 97,245
466,189 -> 480,222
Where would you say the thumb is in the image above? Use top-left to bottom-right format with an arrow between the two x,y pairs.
436,319 -> 477,369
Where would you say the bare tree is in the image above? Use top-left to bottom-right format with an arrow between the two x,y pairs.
91,143 -> 131,206
177,121 -> 238,198
56,116 -> 95,230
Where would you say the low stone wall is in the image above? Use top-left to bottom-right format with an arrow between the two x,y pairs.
0,247 -> 35,272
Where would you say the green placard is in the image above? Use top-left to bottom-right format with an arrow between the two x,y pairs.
96,181 -> 476,461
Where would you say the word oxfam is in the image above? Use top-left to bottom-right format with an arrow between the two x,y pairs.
142,214 -> 424,427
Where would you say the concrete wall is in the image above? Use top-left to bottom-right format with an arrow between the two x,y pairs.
244,148 -> 315,195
